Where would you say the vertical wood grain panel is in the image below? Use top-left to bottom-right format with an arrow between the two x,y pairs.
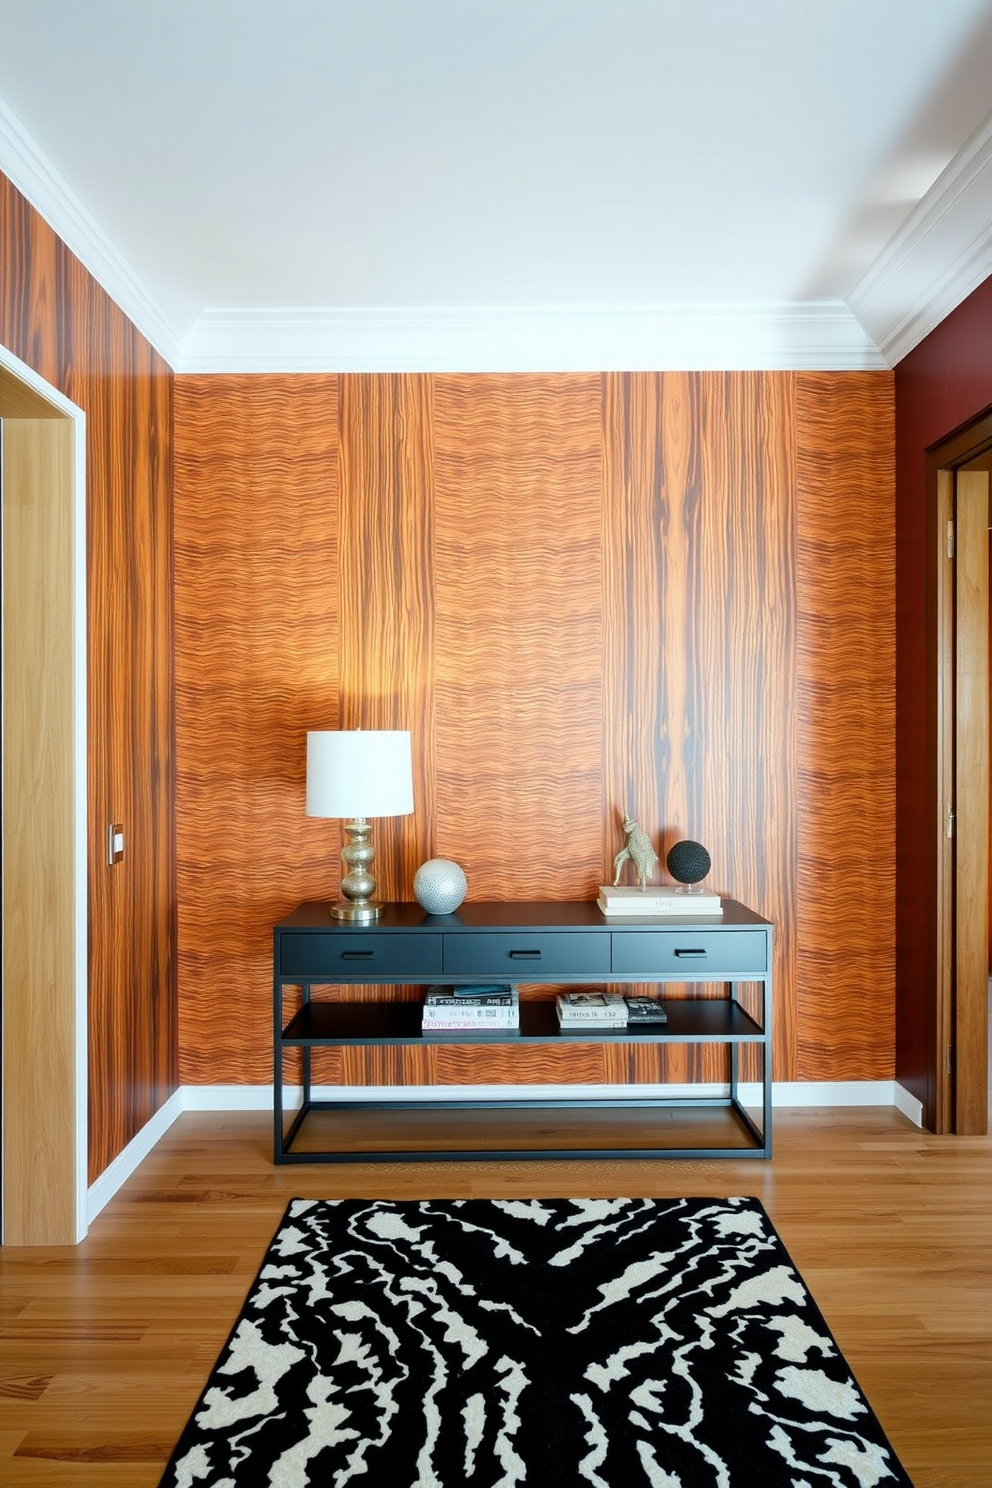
337,375 -> 436,900
954,469 -> 989,1133
0,173 -> 61,388
433,374 -> 604,899
330,375 -> 437,1088
602,373 -> 797,1080
1,419 -> 77,1243
2,169 -> 176,1183
795,373 -> 895,1080
175,376 -> 339,1085
80,296 -> 176,1173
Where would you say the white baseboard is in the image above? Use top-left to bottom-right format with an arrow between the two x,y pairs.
86,1089 -> 183,1226
85,1078 -> 924,1228
893,1081 -> 924,1127
182,1079 -> 919,1109
182,1083 -> 276,1110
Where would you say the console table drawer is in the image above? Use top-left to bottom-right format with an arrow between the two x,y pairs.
611,930 -> 767,976
279,932 -> 442,979
443,932 -> 610,977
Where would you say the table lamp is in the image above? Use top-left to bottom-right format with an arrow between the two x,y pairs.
306,730 -> 414,920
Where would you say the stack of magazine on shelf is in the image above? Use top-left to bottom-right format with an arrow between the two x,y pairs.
556,992 -> 628,1030
597,884 -> 723,916
624,996 -> 669,1025
421,984 -> 519,1038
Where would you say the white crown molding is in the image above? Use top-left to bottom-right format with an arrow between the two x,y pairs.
0,95 -> 181,368
848,109 -> 992,366
177,301 -> 887,374
13,72 -> 989,377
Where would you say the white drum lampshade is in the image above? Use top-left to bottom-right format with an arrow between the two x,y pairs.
306,730 -> 414,820
306,730 -> 414,919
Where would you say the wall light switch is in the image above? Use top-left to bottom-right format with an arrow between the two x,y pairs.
108,823 -> 124,865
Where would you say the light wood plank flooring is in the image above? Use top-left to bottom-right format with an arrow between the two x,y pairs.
1,1107 -> 989,1486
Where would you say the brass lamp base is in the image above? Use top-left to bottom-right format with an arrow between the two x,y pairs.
330,899 -> 383,921
330,816 -> 384,921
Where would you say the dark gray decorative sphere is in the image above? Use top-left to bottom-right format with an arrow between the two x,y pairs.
413,858 -> 467,915
666,840 -> 711,886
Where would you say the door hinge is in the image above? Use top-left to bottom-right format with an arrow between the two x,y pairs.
947,519 -> 955,558
946,804 -> 956,838
945,1044 -> 954,1076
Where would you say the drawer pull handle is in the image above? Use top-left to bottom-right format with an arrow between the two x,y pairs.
341,950 -> 375,961
674,948 -> 707,959
509,949 -> 542,960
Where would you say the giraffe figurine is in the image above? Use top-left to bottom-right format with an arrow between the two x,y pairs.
612,809 -> 659,889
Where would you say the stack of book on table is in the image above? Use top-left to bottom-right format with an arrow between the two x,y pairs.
556,992 -> 628,1031
421,984 -> 518,1038
597,885 -> 723,916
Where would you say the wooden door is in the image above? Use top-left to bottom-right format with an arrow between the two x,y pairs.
954,466 -> 990,1133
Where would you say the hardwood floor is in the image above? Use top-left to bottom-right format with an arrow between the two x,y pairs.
1,1107 -> 989,1486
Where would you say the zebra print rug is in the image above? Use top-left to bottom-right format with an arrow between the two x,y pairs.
160,1196 -> 912,1487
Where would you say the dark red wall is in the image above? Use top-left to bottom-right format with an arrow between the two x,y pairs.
895,274 -> 992,1113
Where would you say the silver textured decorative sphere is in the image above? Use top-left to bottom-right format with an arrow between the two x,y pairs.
413,858 -> 468,915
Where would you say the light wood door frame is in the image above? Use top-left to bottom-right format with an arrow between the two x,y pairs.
1,343 -> 88,1244
953,464 -> 990,1133
934,468 -> 955,1132
930,421 -> 992,1135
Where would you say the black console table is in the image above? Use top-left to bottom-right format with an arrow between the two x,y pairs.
273,899 -> 772,1163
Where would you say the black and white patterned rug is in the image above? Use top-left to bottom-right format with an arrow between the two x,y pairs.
160,1196 -> 912,1487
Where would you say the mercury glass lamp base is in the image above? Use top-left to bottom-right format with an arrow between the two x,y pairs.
330,899 -> 383,921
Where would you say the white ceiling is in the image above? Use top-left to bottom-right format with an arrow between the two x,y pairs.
1,0 -> 992,371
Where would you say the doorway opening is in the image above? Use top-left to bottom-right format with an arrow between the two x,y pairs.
0,343 -> 87,1244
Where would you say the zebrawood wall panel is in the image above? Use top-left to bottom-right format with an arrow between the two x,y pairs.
433,375 -> 604,899
1,170 -> 175,1183
174,377 -> 339,1084
795,373 -> 896,1080
337,376 -> 436,898
172,370 -> 895,1090
602,373 -> 798,1080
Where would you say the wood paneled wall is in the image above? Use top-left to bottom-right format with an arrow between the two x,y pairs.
174,377 -> 337,1081
1,171 -> 175,1182
795,374 -> 896,1079
174,369 -> 895,1088
434,375 -> 604,898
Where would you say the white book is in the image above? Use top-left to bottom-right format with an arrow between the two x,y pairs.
598,886 -> 722,915
598,900 -> 723,916
598,885 -> 720,904
422,1010 -> 518,1026
557,1012 -> 627,1022
556,1015 -> 627,1024
556,993 -> 628,1025
422,1017 -> 520,1029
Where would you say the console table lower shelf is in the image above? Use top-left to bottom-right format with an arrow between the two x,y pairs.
273,899 -> 773,1163
273,1000 -> 772,1164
